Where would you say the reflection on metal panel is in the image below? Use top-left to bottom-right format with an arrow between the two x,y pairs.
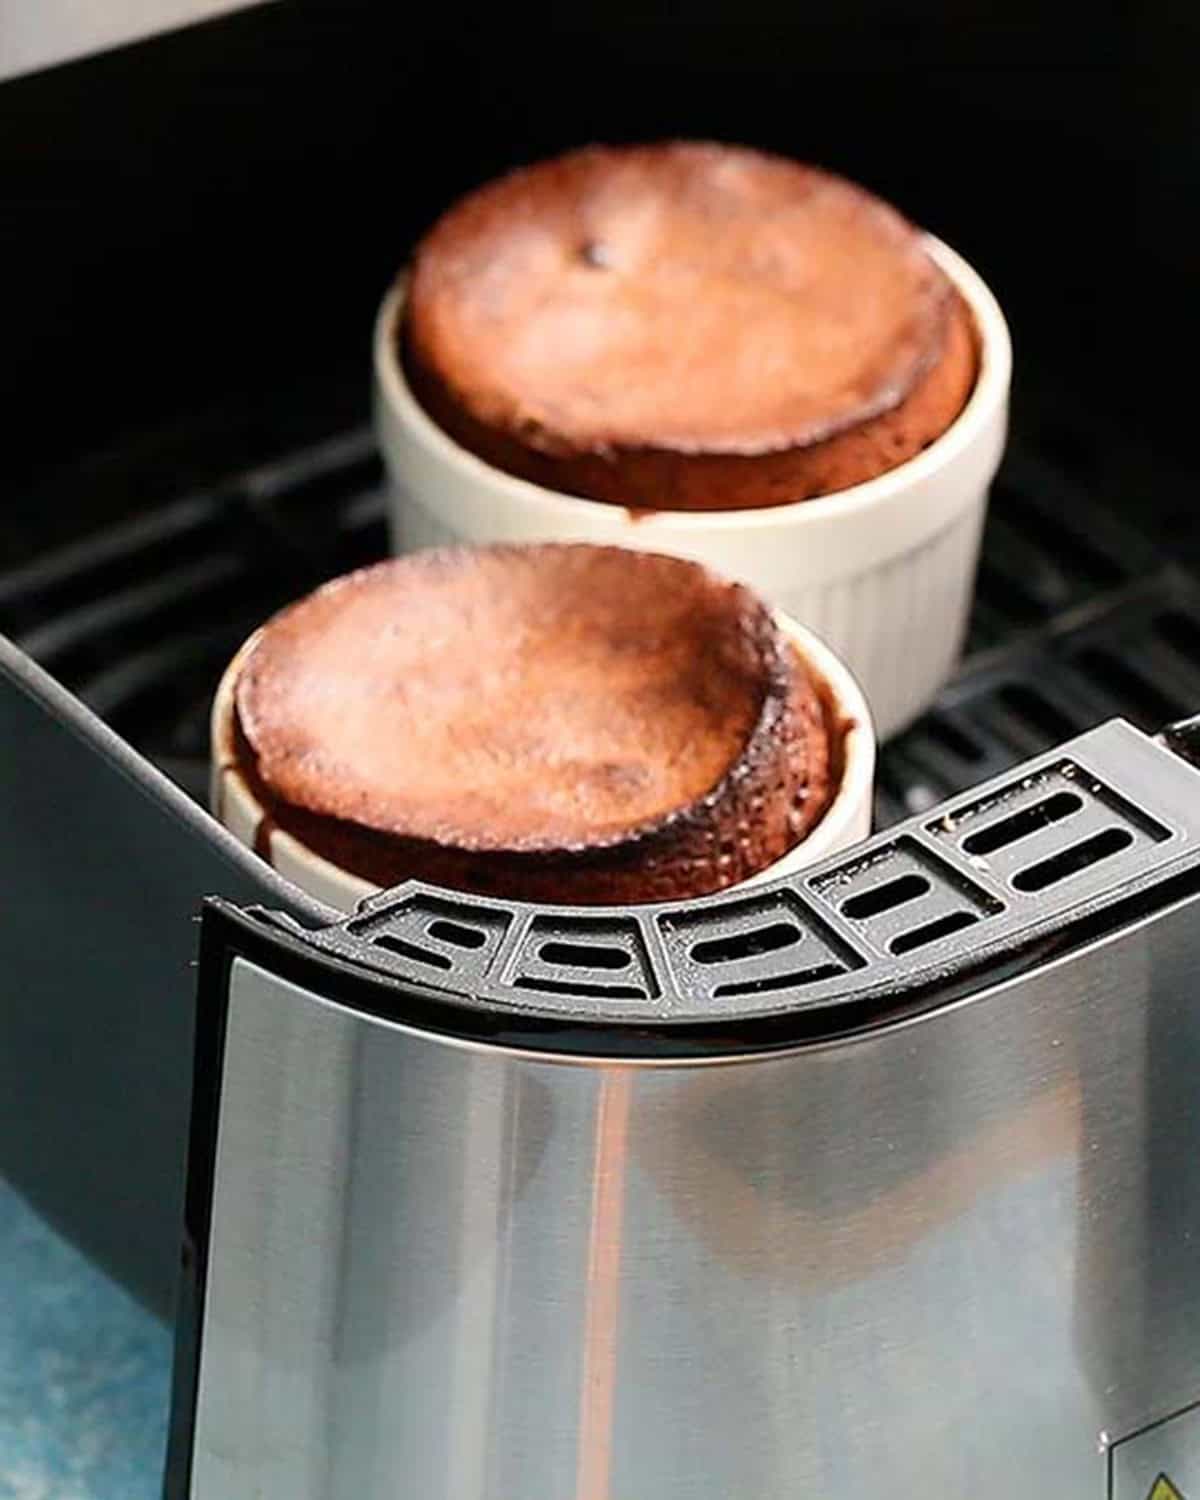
189,890 -> 1200,1498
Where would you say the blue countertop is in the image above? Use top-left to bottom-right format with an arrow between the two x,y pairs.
0,1181 -> 170,1498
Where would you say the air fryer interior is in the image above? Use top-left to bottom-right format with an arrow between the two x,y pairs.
1,0 -> 1196,1224
6,423 -> 1200,828
9,365 -> 1200,1093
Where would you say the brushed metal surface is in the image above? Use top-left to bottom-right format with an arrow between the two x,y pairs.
190,891 -> 1200,1497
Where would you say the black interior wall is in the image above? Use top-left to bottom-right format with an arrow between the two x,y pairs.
0,2 -> 1189,565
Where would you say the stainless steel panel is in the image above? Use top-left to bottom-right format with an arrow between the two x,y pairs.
0,635 -> 329,1315
191,891 -> 1200,1497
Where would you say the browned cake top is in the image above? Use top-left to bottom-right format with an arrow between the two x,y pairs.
405,141 -> 960,466
234,545 -> 828,859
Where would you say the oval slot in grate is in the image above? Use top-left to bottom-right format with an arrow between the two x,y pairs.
691,923 -> 802,966
889,910 -> 980,956
1012,827 -> 1135,893
962,791 -> 1083,856
842,874 -> 930,921
427,919 -> 488,950
538,941 -> 632,971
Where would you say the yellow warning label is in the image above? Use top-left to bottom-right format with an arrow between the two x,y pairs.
1147,1476 -> 1186,1500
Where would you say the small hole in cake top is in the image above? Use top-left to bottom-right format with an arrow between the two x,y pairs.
578,238 -> 613,269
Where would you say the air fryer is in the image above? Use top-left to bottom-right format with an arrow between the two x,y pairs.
2,6 -> 1199,1498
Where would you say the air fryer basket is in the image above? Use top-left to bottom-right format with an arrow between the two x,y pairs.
7,407 -> 1200,1317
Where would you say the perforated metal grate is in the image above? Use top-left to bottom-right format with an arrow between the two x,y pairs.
880,571 -> 1200,823
2,426 -> 1188,828
657,887 -> 864,1002
302,718 -> 1200,1032
9,421 -> 1200,1030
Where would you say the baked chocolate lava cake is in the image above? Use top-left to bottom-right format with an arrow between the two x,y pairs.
401,141 -> 978,511
231,545 -> 838,904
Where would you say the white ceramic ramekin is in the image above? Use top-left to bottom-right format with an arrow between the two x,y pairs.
210,613 -> 875,912
373,238 -> 1010,740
